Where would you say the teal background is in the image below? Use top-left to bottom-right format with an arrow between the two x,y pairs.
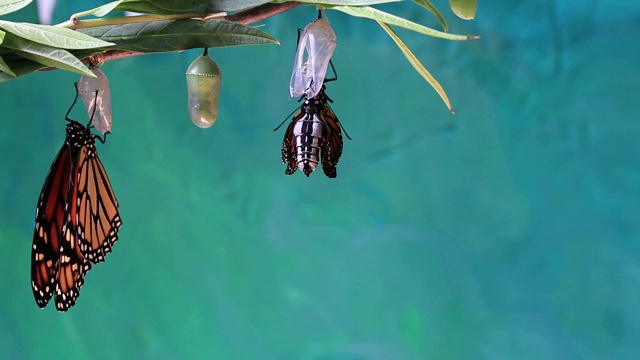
1,1 -> 639,359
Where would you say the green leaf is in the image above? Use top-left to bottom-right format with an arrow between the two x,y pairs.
329,6 -> 478,41
0,21 -> 114,49
377,21 -> 453,113
0,57 -> 45,82
114,0 -> 271,14
449,0 -> 477,20
0,47 -> 106,82
1,34 -> 94,76
78,19 -> 278,53
0,0 -> 32,17
0,28 -> 4,45
0,54 -> 16,77
79,0 -> 124,18
70,48 -> 108,62
278,0 -> 401,5
412,0 -> 448,32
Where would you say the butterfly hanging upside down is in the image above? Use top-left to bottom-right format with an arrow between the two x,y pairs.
31,83 -> 122,312
277,62 -> 350,178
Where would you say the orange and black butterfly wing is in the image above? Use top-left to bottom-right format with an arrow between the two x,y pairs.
31,144 -> 71,308
73,144 -> 122,264
320,105 -> 344,178
282,110 -> 304,175
55,141 -> 92,312
55,216 -> 91,312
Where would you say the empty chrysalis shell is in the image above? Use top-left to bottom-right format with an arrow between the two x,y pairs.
290,15 -> 337,99
186,51 -> 222,129
78,67 -> 112,134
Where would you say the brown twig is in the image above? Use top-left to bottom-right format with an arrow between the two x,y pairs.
40,2 -> 301,71
227,2 -> 300,25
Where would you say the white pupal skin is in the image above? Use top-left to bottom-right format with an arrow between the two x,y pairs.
186,53 -> 222,129
289,16 -> 337,99
78,67 -> 112,134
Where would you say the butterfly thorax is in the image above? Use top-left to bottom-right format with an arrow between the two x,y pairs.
66,121 -> 96,152
302,87 -> 331,114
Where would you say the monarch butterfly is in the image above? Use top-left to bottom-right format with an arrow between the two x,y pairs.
277,62 -> 350,178
31,83 -> 122,312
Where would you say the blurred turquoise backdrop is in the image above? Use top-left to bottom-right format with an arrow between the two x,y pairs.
1,1 -> 639,359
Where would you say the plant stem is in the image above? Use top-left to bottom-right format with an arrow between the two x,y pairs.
57,12 -> 227,29
41,2 -> 302,71
227,2 -> 300,24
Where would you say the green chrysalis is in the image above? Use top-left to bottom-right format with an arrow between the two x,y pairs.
186,49 -> 222,129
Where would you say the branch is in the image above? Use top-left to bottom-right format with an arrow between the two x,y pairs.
59,12 -> 227,29
227,2 -> 300,24
40,2 -> 301,71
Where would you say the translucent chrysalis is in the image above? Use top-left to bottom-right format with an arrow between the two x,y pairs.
289,12 -> 337,99
78,66 -> 112,134
186,49 -> 222,129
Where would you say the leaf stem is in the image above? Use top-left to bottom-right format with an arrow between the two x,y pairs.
227,2 -> 301,24
56,12 -> 227,30
51,2 -> 301,68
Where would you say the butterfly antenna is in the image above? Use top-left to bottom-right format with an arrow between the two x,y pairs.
326,103 -> 352,140
340,122 -> 352,140
274,105 -> 303,131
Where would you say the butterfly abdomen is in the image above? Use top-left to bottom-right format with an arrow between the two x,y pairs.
292,112 -> 327,177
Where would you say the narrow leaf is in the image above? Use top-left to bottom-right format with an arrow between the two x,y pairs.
449,0 -> 477,20
1,34 -> 94,76
113,1 -> 184,15
279,0 -> 400,5
79,19 -> 278,53
0,21 -> 114,49
377,21 -> 454,113
0,54 -> 16,77
0,0 -> 31,17
412,0 -> 448,32
329,6 -> 478,41
81,0 -> 124,18
115,0 -> 271,14
0,57 -> 45,82
0,47 -> 107,82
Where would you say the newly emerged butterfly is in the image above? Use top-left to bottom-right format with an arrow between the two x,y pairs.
277,62 -> 350,178
290,10 -> 337,99
31,83 -> 122,312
